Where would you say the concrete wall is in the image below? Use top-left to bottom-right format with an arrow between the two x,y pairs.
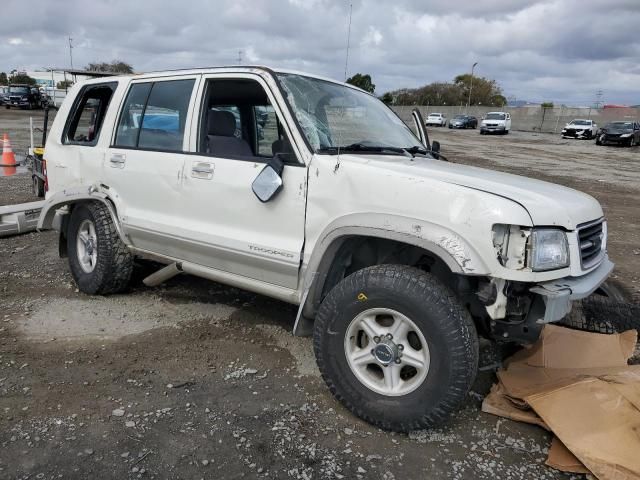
393,105 -> 640,133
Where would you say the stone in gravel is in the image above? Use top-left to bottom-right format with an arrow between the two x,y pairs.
344,428 -> 354,435
84,449 -> 94,455
357,467 -> 366,473
112,408 -> 125,417
125,421 -> 135,428
121,452 -> 130,458
201,459 -> 209,466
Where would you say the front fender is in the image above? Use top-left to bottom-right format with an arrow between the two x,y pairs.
292,214 -> 492,336
37,185 -> 126,243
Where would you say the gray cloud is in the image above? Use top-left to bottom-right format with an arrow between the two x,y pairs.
1,0 -> 639,104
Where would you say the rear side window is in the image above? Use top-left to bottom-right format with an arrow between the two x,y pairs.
63,83 -> 116,145
114,79 -> 195,152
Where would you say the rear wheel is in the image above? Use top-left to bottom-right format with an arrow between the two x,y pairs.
67,202 -> 133,295
314,265 -> 479,432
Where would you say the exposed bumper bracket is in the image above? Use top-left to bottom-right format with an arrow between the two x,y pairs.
530,256 -> 614,323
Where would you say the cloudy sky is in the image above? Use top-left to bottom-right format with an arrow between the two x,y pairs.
2,0 -> 639,105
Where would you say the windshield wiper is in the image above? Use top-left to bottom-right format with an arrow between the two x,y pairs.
317,143 -> 411,156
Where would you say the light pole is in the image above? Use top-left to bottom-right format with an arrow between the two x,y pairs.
466,62 -> 478,113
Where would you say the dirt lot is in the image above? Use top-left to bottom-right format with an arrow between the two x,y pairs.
1,108 -> 638,479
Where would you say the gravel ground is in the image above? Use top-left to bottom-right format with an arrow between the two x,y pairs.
2,108 -> 638,479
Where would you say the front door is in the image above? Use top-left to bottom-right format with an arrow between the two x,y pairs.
178,74 -> 307,289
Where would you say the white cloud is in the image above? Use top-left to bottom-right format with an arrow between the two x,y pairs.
0,0 -> 638,104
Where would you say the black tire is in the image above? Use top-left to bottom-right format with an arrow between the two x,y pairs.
596,137 -> 602,145
32,176 -> 44,197
313,265 -> 479,432
67,202 -> 133,295
561,296 -> 640,335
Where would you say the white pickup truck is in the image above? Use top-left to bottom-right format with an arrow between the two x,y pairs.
37,67 -> 612,432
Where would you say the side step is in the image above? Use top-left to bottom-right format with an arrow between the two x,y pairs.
0,200 -> 45,238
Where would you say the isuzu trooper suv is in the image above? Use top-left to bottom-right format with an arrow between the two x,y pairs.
38,67 -> 613,432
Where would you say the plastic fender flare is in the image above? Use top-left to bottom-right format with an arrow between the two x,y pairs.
37,186 -> 127,244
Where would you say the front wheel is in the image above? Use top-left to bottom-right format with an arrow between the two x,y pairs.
67,202 -> 134,295
313,265 -> 479,432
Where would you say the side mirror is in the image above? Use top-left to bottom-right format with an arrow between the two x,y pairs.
252,156 -> 284,202
431,140 -> 441,160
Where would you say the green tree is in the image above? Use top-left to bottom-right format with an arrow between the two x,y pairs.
56,79 -> 74,89
8,73 -> 36,85
346,73 -> 375,93
453,73 -> 504,106
0,72 -> 8,85
86,60 -> 134,74
380,92 -> 393,105
541,101 -> 554,108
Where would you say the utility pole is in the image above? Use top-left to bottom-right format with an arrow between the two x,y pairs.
237,50 -> 243,64
466,62 -> 478,113
68,36 -> 74,70
594,89 -> 603,109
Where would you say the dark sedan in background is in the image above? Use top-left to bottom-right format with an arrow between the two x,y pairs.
596,121 -> 640,147
448,114 -> 478,129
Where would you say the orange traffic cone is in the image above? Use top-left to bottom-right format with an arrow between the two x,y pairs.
1,133 -> 18,167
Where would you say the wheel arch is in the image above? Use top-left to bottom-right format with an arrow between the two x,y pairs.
294,219 -> 489,336
38,187 -> 127,256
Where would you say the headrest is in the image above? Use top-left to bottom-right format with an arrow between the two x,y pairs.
208,110 -> 237,137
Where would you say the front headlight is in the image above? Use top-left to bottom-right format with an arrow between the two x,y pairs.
529,228 -> 569,271
620,133 -> 631,138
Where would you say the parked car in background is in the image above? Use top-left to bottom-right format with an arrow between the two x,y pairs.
595,121 -> 640,147
425,112 -> 447,127
561,119 -> 597,139
5,84 -> 45,109
480,112 -> 511,134
449,115 -> 477,129
0,86 -> 8,106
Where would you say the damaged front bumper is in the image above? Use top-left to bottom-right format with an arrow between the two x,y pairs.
530,255 -> 614,324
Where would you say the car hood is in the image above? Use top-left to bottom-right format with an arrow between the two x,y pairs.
565,124 -> 590,129
352,155 -> 602,229
603,128 -> 632,134
482,118 -> 506,124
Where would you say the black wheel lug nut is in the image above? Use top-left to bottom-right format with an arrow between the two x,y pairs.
398,344 -> 404,351
373,336 -> 380,343
387,334 -> 393,340
395,358 -> 401,364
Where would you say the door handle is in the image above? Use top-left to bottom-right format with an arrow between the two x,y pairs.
109,153 -> 126,168
191,162 -> 214,179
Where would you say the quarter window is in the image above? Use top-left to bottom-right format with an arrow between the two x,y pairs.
63,83 -> 116,145
114,79 -> 195,151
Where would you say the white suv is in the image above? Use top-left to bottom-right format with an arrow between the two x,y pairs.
38,67 -> 613,432
480,111 -> 512,134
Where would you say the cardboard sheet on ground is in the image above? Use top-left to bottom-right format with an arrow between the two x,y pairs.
528,377 -> 640,479
482,325 -> 640,479
546,437 -> 590,475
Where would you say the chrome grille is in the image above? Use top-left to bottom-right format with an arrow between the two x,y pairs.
577,219 -> 605,269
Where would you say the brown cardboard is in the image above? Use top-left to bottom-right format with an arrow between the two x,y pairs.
527,378 -> 640,480
506,324 -> 637,369
546,436 -> 590,475
481,382 -> 549,430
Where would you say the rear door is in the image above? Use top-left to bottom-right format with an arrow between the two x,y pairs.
178,73 -> 307,289
104,75 -> 200,256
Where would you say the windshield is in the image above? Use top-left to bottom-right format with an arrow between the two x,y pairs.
606,122 -> 632,129
276,73 -> 422,153
485,113 -> 506,120
9,86 -> 30,94
454,115 -> 466,119
570,120 -> 591,125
